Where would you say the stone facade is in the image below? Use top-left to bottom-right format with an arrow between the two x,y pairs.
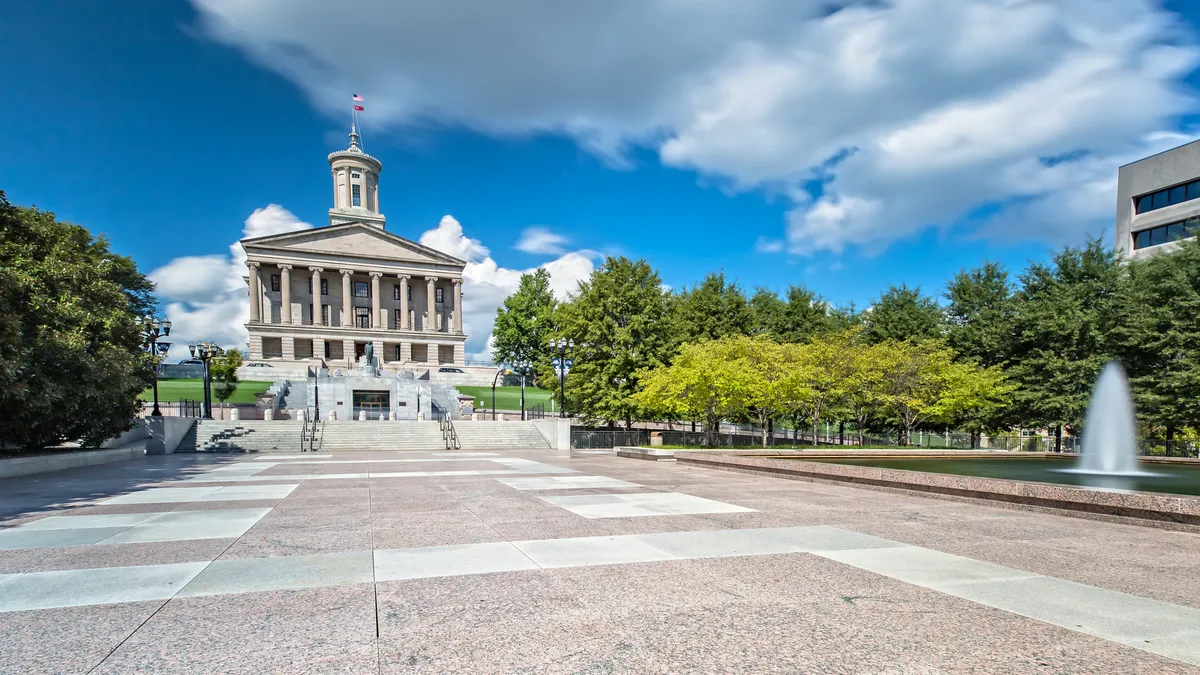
240,126 -> 468,371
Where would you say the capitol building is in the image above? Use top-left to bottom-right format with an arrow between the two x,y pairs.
239,126 -> 468,372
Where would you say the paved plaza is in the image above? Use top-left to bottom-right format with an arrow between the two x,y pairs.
2,448 -> 1199,673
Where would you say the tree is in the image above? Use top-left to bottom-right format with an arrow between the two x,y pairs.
492,269 -> 559,386
211,349 -> 243,403
634,338 -> 749,446
841,340 -> 895,446
0,193 -> 155,450
558,257 -> 671,427
862,285 -> 944,344
671,271 -> 752,345
1007,241 -> 1124,437
778,285 -> 835,343
789,331 -> 855,442
748,288 -> 787,337
733,336 -> 795,447
944,262 -> 1015,368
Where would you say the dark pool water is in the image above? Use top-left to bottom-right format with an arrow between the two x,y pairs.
806,457 -> 1200,496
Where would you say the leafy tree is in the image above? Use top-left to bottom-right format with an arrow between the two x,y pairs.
841,339 -> 896,446
778,285 -> 835,343
1116,238 -> 1200,438
492,269 -> 559,387
1008,241 -> 1124,438
733,336 -> 795,447
748,288 -> 787,337
788,331 -> 858,442
634,338 -> 749,446
558,257 -> 671,427
944,262 -> 1015,368
0,193 -> 155,450
211,348 -> 243,403
671,271 -> 752,344
862,284 -> 944,344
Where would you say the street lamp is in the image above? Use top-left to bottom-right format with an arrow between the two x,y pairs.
491,367 -> 512,421
138,317 -> 172,416
552,338 -> 574,419
189,341 -> 222,419
513,360 -> 531,421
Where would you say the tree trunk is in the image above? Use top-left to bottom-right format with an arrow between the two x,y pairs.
811,418 -> 819,447
1055,424 -> 1062,453
760,412 -> 769,448
839,421 -> 845,446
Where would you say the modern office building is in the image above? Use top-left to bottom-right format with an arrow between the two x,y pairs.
1116,139 -> 1200,258
239,125 -> 469,370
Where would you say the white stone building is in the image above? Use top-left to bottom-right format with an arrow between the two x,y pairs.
1116,138 -> 1200,258
240,126 -> 467,370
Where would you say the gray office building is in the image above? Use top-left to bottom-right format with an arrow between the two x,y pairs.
1116,139 -> 1200,258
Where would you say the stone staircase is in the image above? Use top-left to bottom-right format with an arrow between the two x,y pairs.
181,420 -> 549,453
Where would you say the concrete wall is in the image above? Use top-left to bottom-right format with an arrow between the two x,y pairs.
1116,139 -> 1200,258
145,417 -> 196,455
532,418 -> 571,451
0,446 -> 146,479
101,421 -> 151,448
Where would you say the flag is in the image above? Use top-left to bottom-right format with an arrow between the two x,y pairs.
354,105 -> 364,111
352,94 -> 364,102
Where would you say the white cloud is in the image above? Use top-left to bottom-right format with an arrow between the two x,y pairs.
191,0 -> 1200,254
515,227 -> 569,255
149,205 -> 313,357
417,216 -> 595,360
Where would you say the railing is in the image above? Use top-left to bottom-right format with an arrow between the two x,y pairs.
433,401 -> 460,450
528,403 -> 547,420
300,417 -> 324,452
180,399 -> 202,418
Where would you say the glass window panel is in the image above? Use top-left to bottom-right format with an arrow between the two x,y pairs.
1189,182 -> 1200,202
393,285 -> 400,300
1150,226 -> 1168,246
1186,218 -> 1200,236
1134,230 -> 1151,249
1152,191 -> 1169,209
436,288 -> 444,303
1169,186 -> 1187,205
321,279 -> 328,295
354,281 -> 369,298
352,184 -> 361,207
1136,195 -> 1152,213
271,275 -> 280,292
1167,222 -> 1184,241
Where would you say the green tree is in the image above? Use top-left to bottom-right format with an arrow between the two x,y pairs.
778,285 -> 835,343
1116,237 -> 1200,438
841,339 -> 896,446
492,269 -> 559,386
558,257 -> 671,427
748,288 -> 787,337
671,271 -> 752,344
1008,241 -> 1124,438
211,349 -> 243,403
733,336 -> 795,447
944,262 -> 1015,367
634,338 -> 749,446
862,285 -> 944,344
0,193 -> 155,450
789,331 -> 856,442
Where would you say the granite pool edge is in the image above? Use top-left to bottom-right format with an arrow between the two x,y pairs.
675,452 -> 1200,530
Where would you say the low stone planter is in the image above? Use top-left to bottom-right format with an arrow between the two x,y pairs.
675,452 -> 1200,531
0,446 -> 146,479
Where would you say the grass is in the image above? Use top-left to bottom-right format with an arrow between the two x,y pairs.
140,379 -> 273,405
457,385 -> 556,412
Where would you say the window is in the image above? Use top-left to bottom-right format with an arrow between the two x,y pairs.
354,281 -> 369,298
270,275 -> 280,292
393,284 -> 400,300
394,308 -> 401,327
1132,216 -> 1200,250
435,287 -> 444,304
309,279 -> 328,295
394,345 -> 402,360
1135,179 -> 1200,214
324,341 -> 331,358
355,306 -> 370,328
352,172 -> 361,179
321,304 -> 331,325
352,184 -> 361,207
407,286 -> 412,301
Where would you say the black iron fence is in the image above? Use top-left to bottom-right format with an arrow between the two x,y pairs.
179,399 -> 202,418
528,403 -> 547,420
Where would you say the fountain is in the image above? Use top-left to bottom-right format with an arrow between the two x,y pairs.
1064,361 -> 1156,477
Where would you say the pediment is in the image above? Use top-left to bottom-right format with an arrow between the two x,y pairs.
241,223 -> 464,266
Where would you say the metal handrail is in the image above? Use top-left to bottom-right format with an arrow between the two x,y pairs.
300,416 -> 310,452
433,401 -> 460,450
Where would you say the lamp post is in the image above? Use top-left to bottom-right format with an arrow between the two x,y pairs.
189,341 -> 222,419
491,367 -> 512,421
138,317 -> 172,416
514,360 -> 530,421
552,338 -> 574,419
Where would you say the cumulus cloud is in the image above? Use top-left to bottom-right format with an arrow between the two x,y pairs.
153,209 -> 595,362
191,0 -> 1200,254
515,227 -> 569,255
418,216 -> 595,360
150,205 -> 313,357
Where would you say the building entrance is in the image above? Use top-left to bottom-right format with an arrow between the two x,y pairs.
352,390 -> 390,420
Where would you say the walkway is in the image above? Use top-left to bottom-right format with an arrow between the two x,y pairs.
1,448 -> 1199,673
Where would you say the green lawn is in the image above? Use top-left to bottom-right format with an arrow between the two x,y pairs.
457,385 -> 556,412
140,379 -> 273,405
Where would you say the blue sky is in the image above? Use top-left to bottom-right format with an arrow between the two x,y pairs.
3,1 -> 1200,358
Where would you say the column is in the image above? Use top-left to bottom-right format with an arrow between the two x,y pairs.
400,342 -> 412,362
426,276 -> 439,332
249,334 -> 263,360
279,264 -> 293,324
452,278 -> 463,334
313,336 -> 325,362
340,269 -> 353,327
370,272 -> 383,328
247,262 -> 262,323
343,338 -> 355,367
453,343 -> 465,366
398,274 -> 410,330
282,336 -> 295,361
310,267 -> 323,325
372,338 -> 385,365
